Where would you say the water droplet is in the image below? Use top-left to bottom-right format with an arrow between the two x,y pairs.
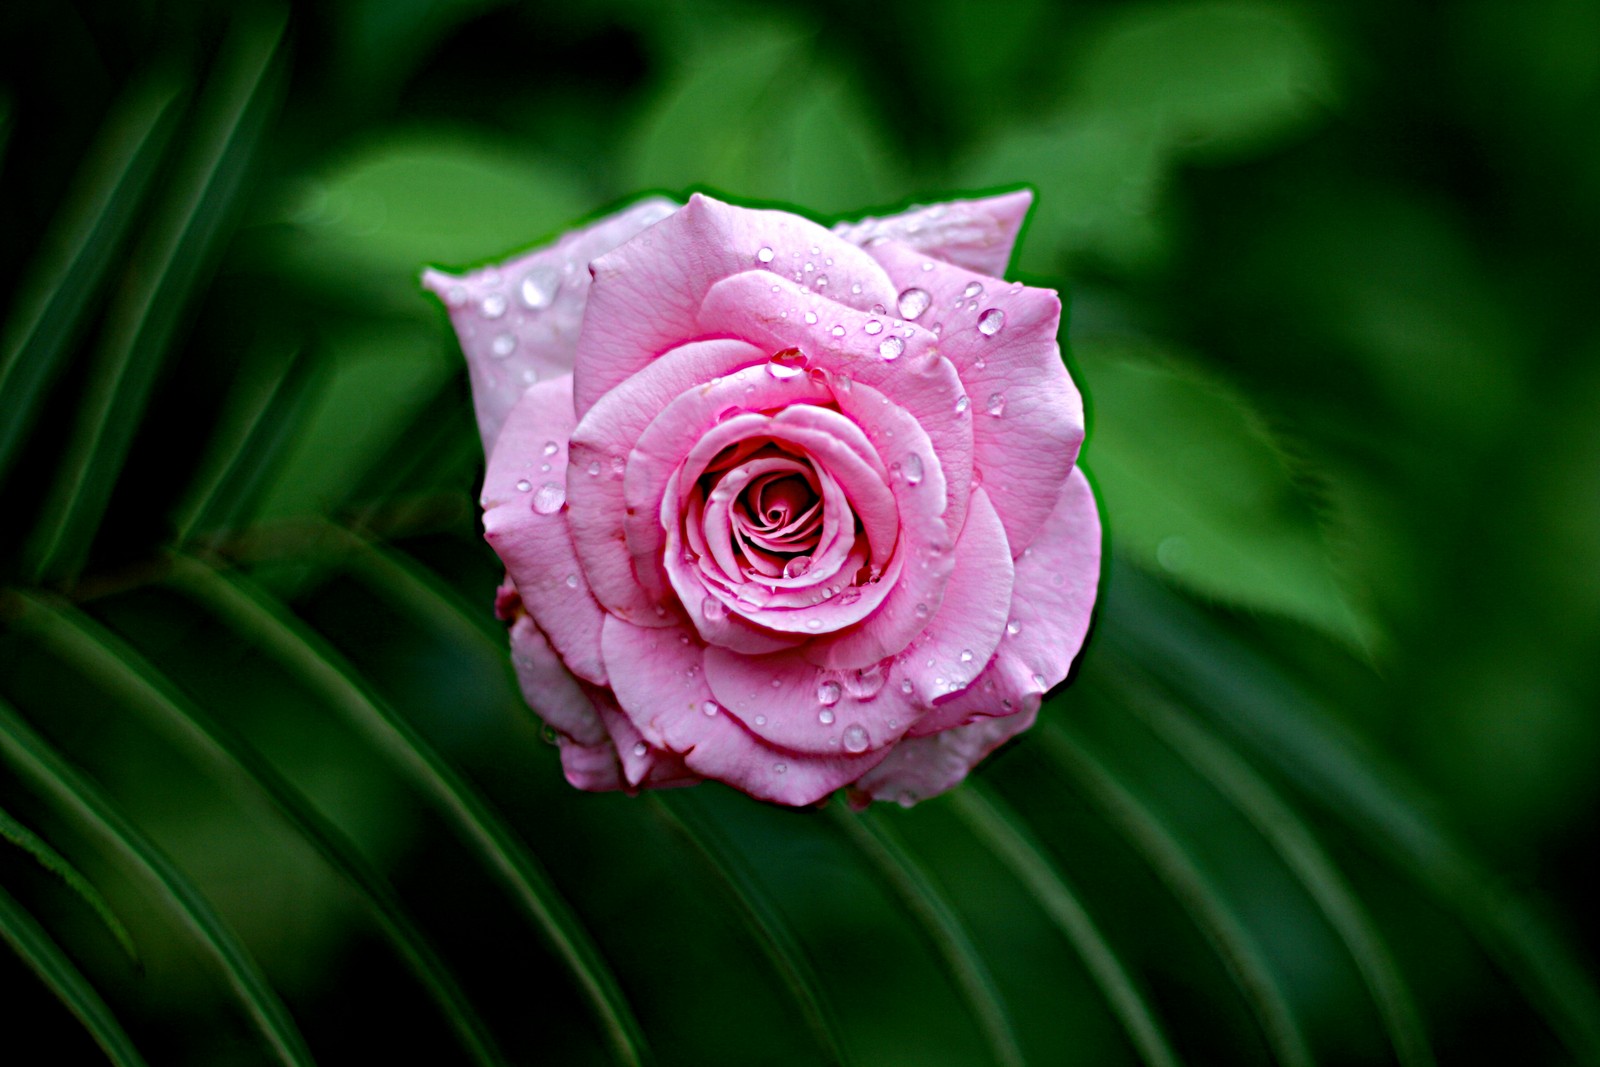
851,283 -> 863,295
955,394 -> 970,414
878,336 -> 905,360
1032,673 -> 1047,689
977,308 -> 1006,336
445,285 -> 467,307
754,714 -> 768,726
959,649 -> 976,664
817,680 -> 841,706
897,287 -> 931,320
586,460 -> 601,477
963,281 -> 984,299
816,274 -> 829,289
564,574 -> 579,589
770,678 -> 783,688
986,392 -> 1007,417
702,700 -> 720,716
806,618 -> 822,630
480,293 -> 507,319
520,266 -> 561,309
863,319 -> 884,336
902,454 -> 923,485
836,373 -> 852,392
900,679 -> 914,694
870,302 -> 888,315
830,324 -> 846,338
490,332 -> 516,358
542,440 -> 560,456
914,602 -> 930,619
532,482 -> 565,514
842,724 -> 870,753
773,762 -> 788,774
974,357 -> 986,370
768,347 -> 807,379
783,556 -> 813,579
844,663 -> 887,699
819,708 -> 836,725
515,478 -> 532,492
756,246 -> 775,263
803,311 -> 819,325
1007,620 -> 1021,636
632,742 -> 648,757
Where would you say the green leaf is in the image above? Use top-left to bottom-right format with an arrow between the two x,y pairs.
0,696 -> 315,1067
24,9 -> 286,584
829,807 -> 1025,1067
1037,722 -> 1315,1067
163,556 -> 650,1067
0,804 -> 139,968
626,22 -> 895,214
0,884 -> 149,1067
1077,338 -> 1374,649
0,74 -> 179,485
10,585 -> 506,1066
1075,0 -> 1334,154
280,134 -> 588,280
1108,670 -> 1434,1066
948,787 -> 1181,1067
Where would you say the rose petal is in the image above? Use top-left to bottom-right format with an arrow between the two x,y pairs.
862,239 -> 1084,552
575,193 -> 900,417
910,468 -> 1101,736
483,376 -> 608,685
833,189 -> 1034,276
508,614 -> 606,746
602,616 -> 889,805
425,197 -> 678,450
849,706 -> 1039,808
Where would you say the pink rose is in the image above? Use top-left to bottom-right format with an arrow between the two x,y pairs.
425,192 -> 1100,807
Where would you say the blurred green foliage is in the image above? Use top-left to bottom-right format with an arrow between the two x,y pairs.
2,0 -> 1598,1063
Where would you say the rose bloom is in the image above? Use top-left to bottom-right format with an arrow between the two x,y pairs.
426,191 -> 1099,808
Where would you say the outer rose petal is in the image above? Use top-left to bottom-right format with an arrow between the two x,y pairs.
865,238 -> 1083,553
508,614 -> 605,746
911,469 -> 1101,736
575,193 -> 900,417
833,189 -> 1034,277
483,376 -> 607,685
601,616 -> 890,806
848,706 -> 1040,808
425,197 -> 678,450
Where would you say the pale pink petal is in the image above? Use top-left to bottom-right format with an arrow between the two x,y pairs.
833,190 -> 1034,276
911,469 -> 1101,736
892,488 -> 1015,707
567,338 -> 769,625
507,615 -> 606,746
601,616 -> 889,805
424,197 -> 678,450
558,736 -> 627,792
849,707 -> 1039,808
592,696 -> 699,790
483,376 -> 608,685
575,193 -> 899,417
696,270 -> 974,537
864,239 -> 1083,552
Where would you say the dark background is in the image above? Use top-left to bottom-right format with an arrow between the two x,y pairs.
2,1 -> 1598,1063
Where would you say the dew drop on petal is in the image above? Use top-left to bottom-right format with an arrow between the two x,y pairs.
490,333 -> 516,358
755,715 -> 768,726
756,246 -> 775,263
817,680 -> 841,706
1006,619 -> 1021,636
819,708 -> 836,725
878,336 -> 904,361
586,460 -> 601,476
632,742 -> 648,757
830,324 -> 846,338
531,482 -> 565,514
902,453 -> 923,486
960,648 -> 974,663
900,679 -> 914,694
774,762 -> 787,774
542,440 -> 559,456
864,319 -> 883,335
480,293 -> 507,319
783,556 -> 813,579
914,602 -> 930,619
986,392 -> 1007,417
768,347 -> 807,379
806,618 -> 823,630
803,311 -> 818,325
954,394 -> 970,414
963,280 -> 984,299
844,663 -> 887,699
851,283 -> 862,295
816,274 -> 829,289
702,700 -> 720,716
897,287 -> 931,320
1032,673 -> 1047,689
565,574 -> 579,589
842,723 -> 870,753
515,479 -> 531,492
977,308 -> 1006,336
519,266 -> 561,309
702,597 -> 726,621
